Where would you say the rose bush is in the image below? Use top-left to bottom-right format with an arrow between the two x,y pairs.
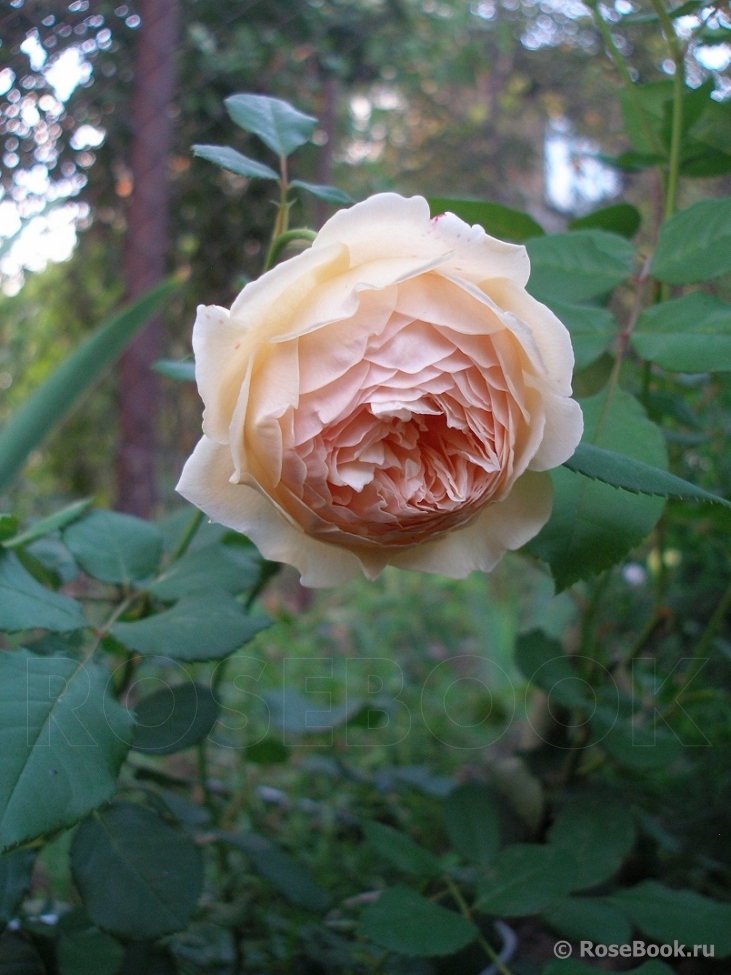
177,194 -> 583,586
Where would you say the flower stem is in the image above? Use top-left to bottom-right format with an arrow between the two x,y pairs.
170,507 -> 205,561
264,228 -> 318,272
650,0 -> 685,219
693,575 -> 731,660
442,875 -> 514,975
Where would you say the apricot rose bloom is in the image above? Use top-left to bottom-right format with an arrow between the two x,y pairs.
177,193 -> 583,586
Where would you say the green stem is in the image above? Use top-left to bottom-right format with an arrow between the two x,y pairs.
264,228 -> 317,272
594,255 -> 652,442
170,508 -> 205,561
693,575 -> 731,660
442,876 -> 514,975
651,0 -> 685,219
197,739 -> 218,823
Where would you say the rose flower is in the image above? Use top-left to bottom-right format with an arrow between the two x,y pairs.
177,194 -> 583,586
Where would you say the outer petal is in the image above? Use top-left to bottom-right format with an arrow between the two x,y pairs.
484,278 -> 576,396
176,437 -> 364,586
315,194 -> 530,288
528,393 -> 584,471
191,304 -> 243,443
388,471 -> 553,577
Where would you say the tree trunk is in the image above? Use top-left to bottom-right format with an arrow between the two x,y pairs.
116,0 -> 178,516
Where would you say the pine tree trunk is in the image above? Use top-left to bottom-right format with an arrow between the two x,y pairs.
116,0 -> 178,516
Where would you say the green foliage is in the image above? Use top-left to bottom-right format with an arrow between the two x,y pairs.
476,844 -> 573,916
547,797 -> 636,891
225,94 -> 318,158
360,885 -> 478,956
609,881 -> 731,956
529,390 -> 667,590
362,820 -> 442,878
632,292 -> 731,372
526,231 -> 635,304
132,682 -> 219,755
63,511 -> 163,586
0,651 -> 133,851
651,197 -> 731,284
443,783 -> 501,868
427,197 -> 545,242
111,592 -> 270,661
71,802 -> 203,940
0,280 -> 178,495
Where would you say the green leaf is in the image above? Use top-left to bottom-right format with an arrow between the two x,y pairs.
688,97 -> 731,157
132,682 -> 219,755
618,86 -> 662,153
527,389 -> 667,590
564,442 -> 731,508
290,180 -> 353,204
0,279 -> 178,494
591,710 -> 682,769
363,821 -> 441,878
243,739 -> 290,764
220,832 -> 330,912
152,359 -> 196,382
112,592 -> 270,661
0,518 -> 18,544
263,687 -> 367,736
526,231 -> 636,304
548,796 -> 636,891
63,511 -> 163,586
0,650 -> 133,851
605,150 -> 665,172
443,783 -> 500,867
57,908 -> 125,975
609,880 -> 731,955
543,299 -> 616,371
632,293 -> 731,372
569,203 -> 641,239
191,144 -> 279,180
71,802 -> 203,941
514,631 -> 589,708
427,197 -> 545,242
3,500 -> 92,550
0,850 -> 35,925
147,543 -> 261,601
224,94 -> 317,158
475,844 -> 574,916
360,885 -> 478,957
0,932 -> 45,974
651,197 -> 731,285
541,897 -> 632,946
0,551 -> 86,633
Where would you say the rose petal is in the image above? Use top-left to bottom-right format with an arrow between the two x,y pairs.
176,436 -> 364,585
389,470 -> 553,577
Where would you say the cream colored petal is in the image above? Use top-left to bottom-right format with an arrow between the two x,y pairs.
191,304 -> 244,443
315,194 -> 529,286
388,470 -> 552,577
484,278 -> 576,396
527,393 -> 583,471
176,437 -> 364,586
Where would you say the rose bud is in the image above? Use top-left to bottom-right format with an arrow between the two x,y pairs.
177,193 -> 583,586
